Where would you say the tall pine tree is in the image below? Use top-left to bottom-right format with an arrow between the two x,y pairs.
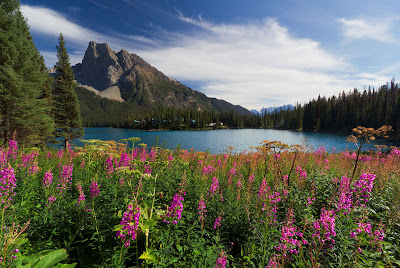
52,33 -> 83,148
0,0 -> 54,145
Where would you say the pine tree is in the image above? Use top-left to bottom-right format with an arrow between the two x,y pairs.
0,0 -> 55,145
52,33 -> 83,148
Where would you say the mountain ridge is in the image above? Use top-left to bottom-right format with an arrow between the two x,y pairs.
72,41 -> 251,115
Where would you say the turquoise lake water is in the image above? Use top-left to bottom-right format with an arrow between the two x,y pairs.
75,128 -> 399,154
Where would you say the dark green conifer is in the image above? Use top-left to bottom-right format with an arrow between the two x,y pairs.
52,33 -> 83,148
0,0 -> 55,145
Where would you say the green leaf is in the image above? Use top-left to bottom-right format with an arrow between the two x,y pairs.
33,249 -> 69,268
139,250 -> 156,263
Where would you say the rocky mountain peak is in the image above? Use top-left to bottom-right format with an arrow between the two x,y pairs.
73,41 -> 251,115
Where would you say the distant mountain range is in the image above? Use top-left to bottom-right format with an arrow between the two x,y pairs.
72,41 -> 251,115
251,104 -> 295,115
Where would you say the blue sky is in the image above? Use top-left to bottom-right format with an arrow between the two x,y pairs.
20,0 -> 400,110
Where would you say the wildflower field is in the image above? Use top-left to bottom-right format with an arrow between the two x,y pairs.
1,134 -> 400,267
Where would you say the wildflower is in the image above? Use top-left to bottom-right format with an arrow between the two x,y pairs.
7,139 -> 18,160
105,157 -> 114,176
266,255 -> 279,268
48,195 -> 56,204
257,178 -> 269,199
198,197 -> 207,224
76,183 -> 85,205
312,208 -> 336,245
80,160 -> 85,169
214,216 -> 222,229
164,192 -> 185,224
315,146 -> 326,156
42,171 -> 53,188
119,153 -> 130,167
274,209 -> 303,255
337,176 -> 352,214
350,231 -> 357,239
90,179 -> 100,198
202,165 -> 216,175
215,250 -> 227,268
307,197 -> 315,206
208,177 -> 219,197
57,150 -> 63,159
300,171 -> 307,180
144,164 -> 152,174
57,164 -> 73,195
0,167 -> 16,205
116,204 -> 141,248
236,178 -> 242,190
353,173 -> 375,205
248,174 -> 255,184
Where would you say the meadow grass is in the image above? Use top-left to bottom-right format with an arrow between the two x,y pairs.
1,134 -> 400,267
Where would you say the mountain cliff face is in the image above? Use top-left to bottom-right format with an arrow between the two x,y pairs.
73,41 -> 251,115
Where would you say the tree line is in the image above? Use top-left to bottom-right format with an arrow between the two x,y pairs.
0,0 -> 83,147
264,81 -> 400,134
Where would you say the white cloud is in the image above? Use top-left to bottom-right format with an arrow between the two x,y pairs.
20,5 -> 392,109
338,17 -> 397,43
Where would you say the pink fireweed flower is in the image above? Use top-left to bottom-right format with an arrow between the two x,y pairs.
90,179 -> 100,198
248,174 -> 255,184
236,178 -> 242,190
76,183 -> 85,205
0,150 -> 7,170
312,208 -> 336,245
57,164 -> 73,195
144,164 -> 152,174
214,216 -> 222,230
215,250 -> 227,268
217,159 -> 222,167
353,173 -> 375,205
356,222 -> 372,234
300,171 -> 307,180
168,155 -> 174,163
274,209 -> 304,255
198,197 -> 207,224
105,157 -> 114,176
307,197 -> 315,206
29,163 -> 39,175
119,153 -> 130,167
46,152 -> 52,159
315,146 -> 326,156
266,255 -> 279,268
57,150 -> 63,159
295,166 -> 302,173
0,167 -> 16,205
80,160 -> 85,169
116,204 -> 141,248
48,195 -> 56,204
208,177 -> 219,197
202,165 -> 216,175
257,178 -> 270,200
42,171 -> 53,188
337,176 -> 352,214
390,147 -> 400,157
7,139 -> 18,160
164,192 -> 185,224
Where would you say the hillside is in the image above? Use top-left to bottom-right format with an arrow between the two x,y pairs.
73,41 -> 251,117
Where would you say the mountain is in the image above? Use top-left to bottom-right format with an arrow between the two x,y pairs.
72,41 -> 251,115
251,104 -> 295,115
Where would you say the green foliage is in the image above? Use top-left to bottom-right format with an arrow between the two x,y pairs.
1,138 -> 400,266
12,249 -> 75,268
0,0 -> 55,145
52,34 -> 83,148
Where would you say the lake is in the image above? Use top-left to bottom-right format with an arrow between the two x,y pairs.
75,128 -> 399,154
